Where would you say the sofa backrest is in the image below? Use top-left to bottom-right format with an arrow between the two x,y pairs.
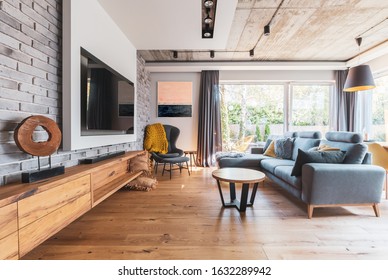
292,137 -> 321,161
290,131 -> 322,160
320,131 -> 369,164
265,131 -> 322,160
296,131 -> 322,139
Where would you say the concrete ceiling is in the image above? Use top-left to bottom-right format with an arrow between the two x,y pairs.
99,0 -> 388,63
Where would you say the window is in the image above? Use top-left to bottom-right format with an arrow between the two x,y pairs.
220,84 -> 284,151
289,84 -> 331,135
370,75 -> 388,141
220,82 -> 334,152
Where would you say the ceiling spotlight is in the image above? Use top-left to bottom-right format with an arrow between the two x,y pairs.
203,31 -> 212,38
204,15 -> 213,24
249,49 -> 254,57
264,25 -> 270,36
204,0 -> 214,8
173,51 -> 178,59
210,50 -> 215,58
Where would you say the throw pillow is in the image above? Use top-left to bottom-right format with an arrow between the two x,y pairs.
125,176 -> 157,191
291,149 -> 346,177
343,143 -> 368,164
317,144 -> 341,151
129,152 -> 150,175
263,138 -> 273,153
308,145 -> 341,152
274,138 -> 294,159
263,140 -> 276,157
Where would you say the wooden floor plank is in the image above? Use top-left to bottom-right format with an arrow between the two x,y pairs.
21,167 -> 388,260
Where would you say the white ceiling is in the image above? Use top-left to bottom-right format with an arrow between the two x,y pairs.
98,0 -> 238,50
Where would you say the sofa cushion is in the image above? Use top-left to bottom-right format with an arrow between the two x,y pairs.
260,158 -> 295,174
263,134 -> 284,152
263,140 -> 276,157
319,140 -> 367,164
274,137 -> 294,159
263,138 -> 273,152
218,154 -> 269,169
343,143 -> 368,164
309,145 -> 341,152
274,165 -> 302,189
292,138 -> 321,161
291,149 -> 346,177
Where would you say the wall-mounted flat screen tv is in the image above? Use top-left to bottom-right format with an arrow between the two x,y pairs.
80,47 -> 134,136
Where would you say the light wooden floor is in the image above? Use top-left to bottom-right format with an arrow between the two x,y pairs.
22,167 -> 388,260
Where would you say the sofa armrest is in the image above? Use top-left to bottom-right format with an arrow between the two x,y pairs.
251,147 -> 264,154
301,163 -> 385,205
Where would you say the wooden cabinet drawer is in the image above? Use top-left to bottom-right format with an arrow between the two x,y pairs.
91,160 -> 128,202
0,203 -> 18,260
18,191 -> 91,257
18,175 -> 91,228
0,232 -> 18,260
0,202 -> 17,239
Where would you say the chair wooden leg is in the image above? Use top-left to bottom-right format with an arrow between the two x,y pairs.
186,161 -> 190,176
307,204 -> 314,219
373,203 -> 380,217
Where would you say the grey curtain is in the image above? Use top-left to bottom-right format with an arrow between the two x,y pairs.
196,70 -> 222,167
332,70 -> 359,132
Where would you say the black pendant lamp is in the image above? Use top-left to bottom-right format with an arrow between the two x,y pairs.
343,37 -> 376,92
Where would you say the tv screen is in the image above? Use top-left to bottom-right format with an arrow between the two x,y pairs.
80,48 -> 134,136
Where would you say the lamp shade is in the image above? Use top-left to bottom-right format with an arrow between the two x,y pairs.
343,64 -> 376,92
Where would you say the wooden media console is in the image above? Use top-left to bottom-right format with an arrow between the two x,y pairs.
0,150 -> 146,259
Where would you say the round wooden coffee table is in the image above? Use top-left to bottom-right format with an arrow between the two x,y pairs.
212,168 -> 265,212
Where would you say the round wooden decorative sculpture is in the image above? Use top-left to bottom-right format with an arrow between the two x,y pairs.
14,115 -> 62,157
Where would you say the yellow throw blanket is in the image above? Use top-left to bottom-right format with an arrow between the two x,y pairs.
143,123 -> 168,154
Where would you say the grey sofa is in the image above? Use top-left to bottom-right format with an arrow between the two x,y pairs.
217,131 -> 385,218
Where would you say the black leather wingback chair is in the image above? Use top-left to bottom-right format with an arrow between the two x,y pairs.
153,125 -> 184,158
149,125 -> 189,178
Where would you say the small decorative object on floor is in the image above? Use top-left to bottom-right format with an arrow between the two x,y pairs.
129,151 -> 151,175
14,115 -> 64,183
125,177 -> 158,192
125,151 -> 158,191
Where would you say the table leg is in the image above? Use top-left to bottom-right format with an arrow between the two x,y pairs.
229,182 -> 236,202
249,182 -> 259,204
216,180 -> 260,212
216,180 -> 226,207
239,183 -> 250,212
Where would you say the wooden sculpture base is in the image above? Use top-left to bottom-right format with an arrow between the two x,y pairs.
21,166 -> 65,183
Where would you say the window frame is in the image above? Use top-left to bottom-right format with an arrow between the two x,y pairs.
220,80 -> 335,136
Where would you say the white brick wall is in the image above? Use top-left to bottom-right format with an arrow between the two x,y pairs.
0,0 -> 151,186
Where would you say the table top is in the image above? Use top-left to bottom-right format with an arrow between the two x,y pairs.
212,168 -> 265,183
